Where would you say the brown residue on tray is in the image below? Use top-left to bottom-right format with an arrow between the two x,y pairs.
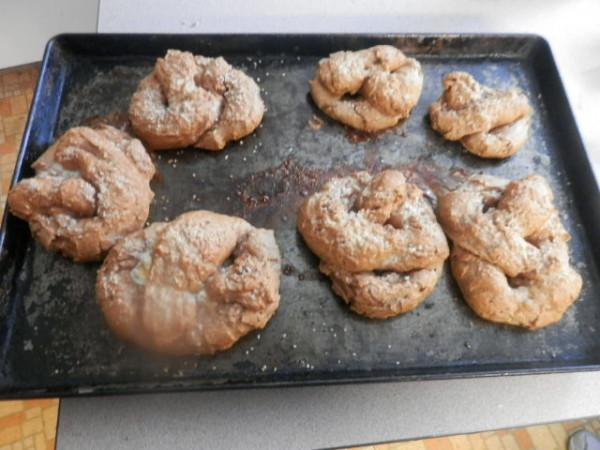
346,121 -> 407,144
308,114 -> 324,130
297,270 -> 327,282
233,159 -> 357,224
282,264 -> 296,276
151,166 -> 165,186
233,158 -> 470,225
389,158 -> 470,206
346,128 -> 383,144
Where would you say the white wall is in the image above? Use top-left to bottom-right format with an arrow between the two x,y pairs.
0,0 -> 98,68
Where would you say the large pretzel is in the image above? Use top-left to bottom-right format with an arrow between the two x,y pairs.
309,45 -> 423,131
439,174 -> 582,329
298,170 -> 448,319
96,210 -> 282,355
429,72 -> 532,158
7,125 -> 155,261
129,49 -> 264,151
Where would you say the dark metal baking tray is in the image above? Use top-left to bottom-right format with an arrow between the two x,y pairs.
1,34 -> 599,399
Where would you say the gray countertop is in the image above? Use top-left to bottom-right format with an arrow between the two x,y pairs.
51,0 -> 600,447
58,372 -> 600,449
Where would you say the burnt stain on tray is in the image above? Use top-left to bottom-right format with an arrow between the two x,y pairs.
232,157 -> 469,228
0,34 -> 599,398
233,159 -> 355,226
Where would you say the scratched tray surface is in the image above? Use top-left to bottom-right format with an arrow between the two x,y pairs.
1,34 -> 599,398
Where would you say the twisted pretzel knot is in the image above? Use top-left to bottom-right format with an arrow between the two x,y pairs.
8,125 -> 155,261
439,174 -> 582,329
96,211 -> 282,355
298,170 -> 448,319
129,49 -> 264,151
309,45 -> 423,131
429,72 -> 532,158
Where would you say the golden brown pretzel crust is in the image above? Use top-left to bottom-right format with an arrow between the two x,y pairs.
7,125 -> 155,261
309,45 -> 423,131
298,171 -> 448,272
129,49 -> 264,151
439,174 -> 582,329
320,263 -> 444,319
429,72 -> 532,158
298,170 -> 448,319
96,210 -> 282,355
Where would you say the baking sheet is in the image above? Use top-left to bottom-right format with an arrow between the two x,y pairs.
1,34 -> 599,398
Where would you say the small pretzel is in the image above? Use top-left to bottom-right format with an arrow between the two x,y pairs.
129,49 -> 264,151
439,174 -> 582,329
309,45 -> 423,131
7,125 -> 155,261
429,72 -> 532,158
96,210 -> 281,355
298,170 -> 448,319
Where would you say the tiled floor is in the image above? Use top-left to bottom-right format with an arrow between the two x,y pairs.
0,399 -> 58,449
346,418 -> 600,450
0,63 -> 38,218
1,62 -> 600,450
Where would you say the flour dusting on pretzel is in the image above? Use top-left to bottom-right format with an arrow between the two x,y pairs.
309,45 -> 423,131
439,174 -> 582,329
429,72 -> 532,158
7,125 -> 155,261
129,49 -> 264,151
96,210 -> 282,355
298,170 -> 448,319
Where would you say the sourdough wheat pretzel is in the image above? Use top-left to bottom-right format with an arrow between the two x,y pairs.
429,72 -> 532,158
96,210 -> 282,355
7,125 -> 155,261
439,174 -> 582,329
298,170 -> 448,319
309,45 -> 423,131
129,49 -> 264,151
